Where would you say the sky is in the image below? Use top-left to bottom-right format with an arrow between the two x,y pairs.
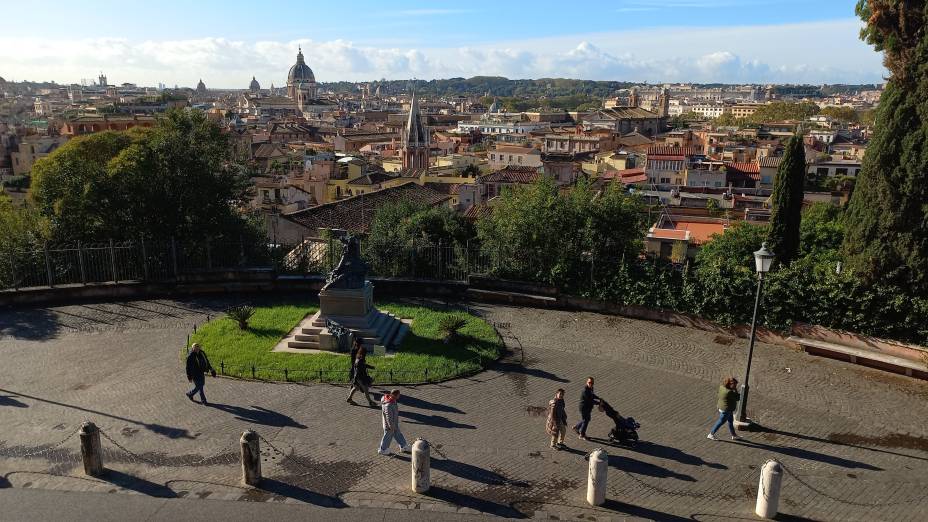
0,0 -> 886,88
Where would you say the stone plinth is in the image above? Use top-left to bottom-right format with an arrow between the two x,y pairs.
318,282 -> 373,318
274,280 -> 409,355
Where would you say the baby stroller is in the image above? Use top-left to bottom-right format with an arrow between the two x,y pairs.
599,399 -> 640,444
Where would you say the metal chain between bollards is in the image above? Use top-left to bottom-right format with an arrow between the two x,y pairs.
780,463 -> 925,508
0,427 -> 82,459
98,429 -> 238,467
256,434 -> 326,480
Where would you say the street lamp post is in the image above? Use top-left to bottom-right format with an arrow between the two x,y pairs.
735,242 -> 775,429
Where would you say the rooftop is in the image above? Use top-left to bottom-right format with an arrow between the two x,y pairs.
281,182 -> 449,233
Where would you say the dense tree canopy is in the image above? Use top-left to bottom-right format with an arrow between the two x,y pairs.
843,0 -> 928,291
364,200 -> 475,278
477,177 -> 645,291
766,135 -> 806,265
30,109 -> 255,243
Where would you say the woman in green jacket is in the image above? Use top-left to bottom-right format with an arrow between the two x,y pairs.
707,377 -> 742,441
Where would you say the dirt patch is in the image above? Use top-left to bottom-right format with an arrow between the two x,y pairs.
828,432 -> 928,452
525,406 -> 547,417
713,335 -> 736,346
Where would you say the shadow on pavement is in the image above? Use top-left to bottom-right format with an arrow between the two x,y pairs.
258,478 -> 347,507
99,469 -> 176,497
602,499 -> 692,521
591,438 -> 728,470
492,360 -> 570,383
431,457 -> 531,487
207,403 -> 307,429
0,395 -> 29,408
399,410 -> 475,429
735,438 -> 882,471
760,425 -> 928,463
424,486 -> 524,518
0,307 -> 66,340
0,388 -> 196,439
399,393 -> 464,414
608,454 -> 696,482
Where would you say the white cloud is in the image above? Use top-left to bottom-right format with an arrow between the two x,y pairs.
0,19 -> 885,87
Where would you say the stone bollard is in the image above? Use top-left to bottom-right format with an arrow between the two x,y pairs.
411,438 -> 430,493
240,430 -> 262,486
755,459 -> 783,519
79,421 -> 104,477
587,448 -> 608,506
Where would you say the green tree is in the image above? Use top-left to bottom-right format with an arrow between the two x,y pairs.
748,101 -> 820,124
766,135 -> 806,265
691,221 -> 769,324
819,106 -> 859,123
843,1 -> 928,291
31,109 -> 255,243
799,202 -> 844,262
460,164 -> 480,177
477,176 -> 644,291
0,195 -> 47,251
364,200 -> 474,277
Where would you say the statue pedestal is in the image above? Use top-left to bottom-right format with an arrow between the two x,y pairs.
318,281 -> 374,318
275,281 -> 409,355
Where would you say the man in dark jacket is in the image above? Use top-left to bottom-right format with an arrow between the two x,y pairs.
572,377 -> 600,440
185,343 -> 215,404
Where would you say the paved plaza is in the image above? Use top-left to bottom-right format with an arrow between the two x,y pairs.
1,296 -> 927,521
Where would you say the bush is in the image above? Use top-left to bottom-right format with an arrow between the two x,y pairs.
226,305 -> 255,330
438,314 -> 468,342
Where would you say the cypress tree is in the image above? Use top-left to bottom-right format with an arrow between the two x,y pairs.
843,1 -> 928,291
767,134 -> 806,265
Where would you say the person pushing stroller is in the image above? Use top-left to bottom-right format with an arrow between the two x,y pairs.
599,398 -> 640,444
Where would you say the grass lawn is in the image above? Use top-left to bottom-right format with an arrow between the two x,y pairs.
188,300 -> 502,383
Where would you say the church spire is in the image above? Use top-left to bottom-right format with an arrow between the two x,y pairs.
401,90 -> 429,170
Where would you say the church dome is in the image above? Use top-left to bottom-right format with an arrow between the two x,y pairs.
288,47 -> 315,84
196,79 -> 206,92
249,76 -> 260,91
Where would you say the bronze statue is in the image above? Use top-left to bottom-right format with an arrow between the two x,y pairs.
324,231 -> 368,290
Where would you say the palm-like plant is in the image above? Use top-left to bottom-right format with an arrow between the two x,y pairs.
438,314 -> 468,343
226,305 -> 255,330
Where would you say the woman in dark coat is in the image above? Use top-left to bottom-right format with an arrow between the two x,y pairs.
347,342 -> 376,407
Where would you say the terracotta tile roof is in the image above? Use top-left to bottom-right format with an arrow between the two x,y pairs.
423,182 -> 461,195
674,221 -> 728,244
724,161 -> 760,174
757,156 -> 783,168
281,182 -> 449,233
479,165 -> 540,184
647,145 -> 702,156
463,204 -> 493,220
649,229 -> 688,240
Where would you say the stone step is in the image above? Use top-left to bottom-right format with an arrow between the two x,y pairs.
294,333 -> 319,342
391,323 -> 410,348
287,339 -> 320,349
380,317 -> 402,347
300,326 -> 322,335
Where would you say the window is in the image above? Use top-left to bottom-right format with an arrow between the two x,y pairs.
660,177 -> 671,184
816,167 -> 828,176
490,154 -> 495,160
835,168 -> 848,176
517,156 -> 522,164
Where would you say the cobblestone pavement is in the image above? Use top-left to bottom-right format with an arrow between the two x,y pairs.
1,297 -> 927,521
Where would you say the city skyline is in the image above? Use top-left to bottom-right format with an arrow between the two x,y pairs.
1,0 -> 884,88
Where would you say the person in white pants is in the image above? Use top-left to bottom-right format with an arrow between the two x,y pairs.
378,389 -> 410,455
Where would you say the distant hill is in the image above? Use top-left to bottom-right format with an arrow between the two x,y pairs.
320,76 -> 636,98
